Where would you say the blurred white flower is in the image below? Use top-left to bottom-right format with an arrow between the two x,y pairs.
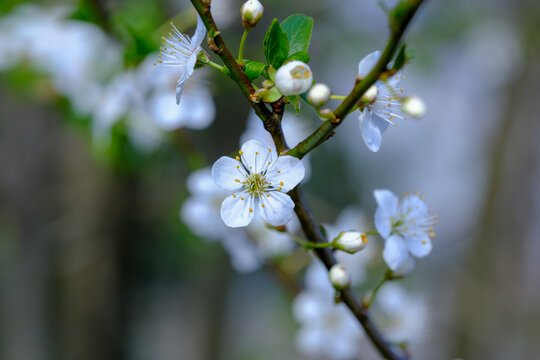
372,283 -> 428,344
275,60 -> 313,96
240,111 -> 313,179
308,83 -> 332,107
293,262 -> 363,359
374,189 -> 437,271
158,15 -> 206,104
357,51 -> 407,152
212,140 -> 305,227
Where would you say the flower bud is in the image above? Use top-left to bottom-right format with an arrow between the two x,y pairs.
402,96 -> 426,118
307,83 -> 331,107
360,84 -> 378,104
334,231 -> 368,254
241,0 -> 264,29
328,264 -> 350,289
275,60 -> 313,96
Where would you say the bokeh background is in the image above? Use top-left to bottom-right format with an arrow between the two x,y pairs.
1,0 -> 539,359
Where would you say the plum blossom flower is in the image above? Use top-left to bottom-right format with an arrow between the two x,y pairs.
374,189 -> 437,271
293,262 -> 363,359
157,15 -> 206,104
357,50 -> 407,152
275,60 -> 313,96
212,140 -> 305,227
181,167 -> 296,272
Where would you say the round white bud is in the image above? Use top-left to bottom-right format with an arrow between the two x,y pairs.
334,231 -> 367,254
307,83 -> 331,107
328,264 -> 350,289
275,60 -> 313,96
241,0 -> 264,29
402,96 -> 426,118
361,84 -> 379,103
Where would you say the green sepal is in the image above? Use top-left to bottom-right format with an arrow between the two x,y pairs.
260,87 -> 283,102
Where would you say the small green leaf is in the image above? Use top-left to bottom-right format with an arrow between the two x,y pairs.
280,14 -> 314,55
287,51 -> 310,63
265,66 -> 277,81
243,61 -> 267,81
263,19 -> 289,68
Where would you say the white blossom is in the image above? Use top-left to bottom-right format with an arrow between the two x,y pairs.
357,50 -> 407,152
293,262 -> 363,359
275,60 -> 313,96
158,15 -> 206,104
402,96 -> 426,118
374,189 -> 437,271
333,231 -> 367,254
212,140 -> 305,227
182,167 -> 297,272
373,283 -> 428,344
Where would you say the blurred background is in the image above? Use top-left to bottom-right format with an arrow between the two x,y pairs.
1,0 -> 539,359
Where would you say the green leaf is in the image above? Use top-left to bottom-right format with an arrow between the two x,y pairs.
280,14 -> 314,55
265,66 -> 277,81
243,61 -> 267,81
287,51 -> 310,63
263,19 -> 289,68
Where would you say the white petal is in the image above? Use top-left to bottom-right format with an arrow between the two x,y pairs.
180,86 -> 215,130
259,191 -> 295,226
359,110 -> 383,152
212,156 -> 244,191
266,155 -> 305,191
383,235 -> 409,271
175,77 -> 187,104
358,50 -> 381,78
150,91 -> 184,130
190,14 -> 207,47
240,139 -> 275,173
405,234 -> 432,258
374,189 -> 399,214
220,193 -> 255,227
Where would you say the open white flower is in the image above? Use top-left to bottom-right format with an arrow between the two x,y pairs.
357,51 -> 407,152
157,15 -> 206,104
212,140 -> 305,227
374,189 -> 437,271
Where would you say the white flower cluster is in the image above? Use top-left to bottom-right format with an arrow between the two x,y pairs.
0,4 -> 216,152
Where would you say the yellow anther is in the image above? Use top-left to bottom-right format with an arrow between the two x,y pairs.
268,149 -> 272,152
255,152 -> 259,155
232,193 -> 236,198
279,152 -> 283,156
236,165 -> 240,169
279,181 -> 284,186
235,179 -> 240,182
415,190 -> 420,194
268,162 -> 271,165
266,194 -> 270,197
361,233 -> 368,244
261,204 -> 265,208
236,156 -> 240,161
277,187 -> 282,191
421,240 -> 427,245
430,232 -> 435,238
249,208 -> 253,213
240,197 -> 244,200
239,151 -> 244,155
277,171 -> 281,173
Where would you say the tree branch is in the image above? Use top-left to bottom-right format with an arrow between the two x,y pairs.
287,0 -> 424,159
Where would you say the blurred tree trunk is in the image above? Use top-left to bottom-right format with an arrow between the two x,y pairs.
452,19 -> 540,359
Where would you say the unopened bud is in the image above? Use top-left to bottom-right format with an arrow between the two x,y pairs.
360,84 -> 378,104
333,231 -> 368,254
402,96 -> 426,118
328,264 -> 350,289
241,0 -> 264,29
275,60 -> 313,96
307,83 -> 331,107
